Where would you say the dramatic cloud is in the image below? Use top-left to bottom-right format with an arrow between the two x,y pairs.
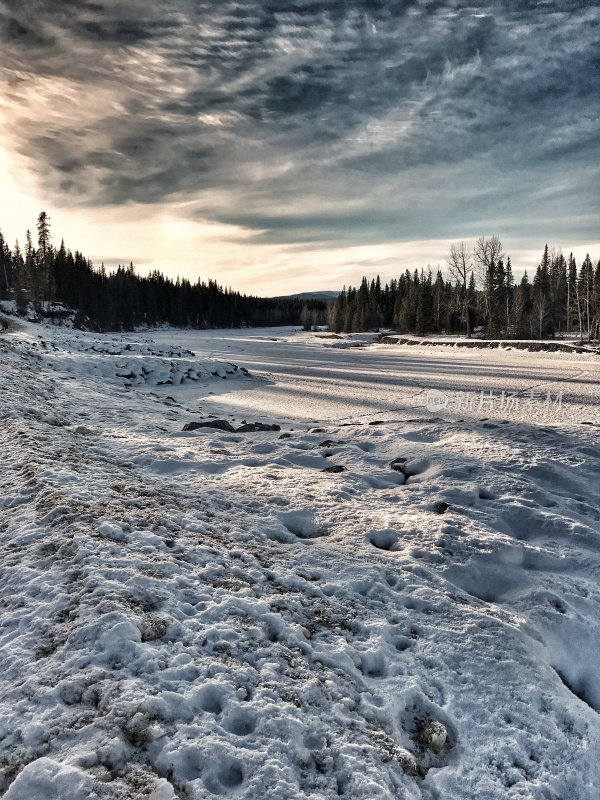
0,1 -> 598,290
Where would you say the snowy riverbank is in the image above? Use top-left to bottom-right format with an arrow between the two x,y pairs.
1,324 -> 599,799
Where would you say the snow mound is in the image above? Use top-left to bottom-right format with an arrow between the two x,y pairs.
2,325 -> 250,389
4,758 -> 99,800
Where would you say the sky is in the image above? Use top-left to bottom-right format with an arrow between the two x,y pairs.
0,1 -> 598,295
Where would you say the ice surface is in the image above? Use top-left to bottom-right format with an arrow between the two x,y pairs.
0,322 -> 599,798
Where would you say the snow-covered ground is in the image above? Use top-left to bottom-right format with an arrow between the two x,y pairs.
1,321 -> 599,800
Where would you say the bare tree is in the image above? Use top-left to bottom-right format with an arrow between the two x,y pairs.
474,235 -> 503,335
533,291 -> 549,339
446,242 -> 473,337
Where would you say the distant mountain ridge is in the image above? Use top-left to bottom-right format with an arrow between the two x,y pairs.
275,291 -> 339,302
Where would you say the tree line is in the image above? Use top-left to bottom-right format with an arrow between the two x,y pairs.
329,237 -> 600,340
0,213 -> 326,330
2,218 -> 597,340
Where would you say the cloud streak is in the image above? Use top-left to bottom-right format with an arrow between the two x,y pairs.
0,0 -> 598,288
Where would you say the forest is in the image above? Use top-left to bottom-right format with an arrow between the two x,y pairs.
1,216 -> 598,340
0,213 -> 326,330
328,237 -> 600,340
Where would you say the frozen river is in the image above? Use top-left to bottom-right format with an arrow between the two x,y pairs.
147,326 -> 600,425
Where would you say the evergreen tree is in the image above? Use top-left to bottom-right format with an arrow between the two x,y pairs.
533,253 -> 551,339
0,231 -> 10,298
36,211 -> 54,302
24,230 -> 36,302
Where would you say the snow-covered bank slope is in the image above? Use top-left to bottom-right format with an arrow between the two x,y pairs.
1,325 -> 599,799
378,334 -> 600,356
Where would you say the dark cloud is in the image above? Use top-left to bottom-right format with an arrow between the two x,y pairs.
1,0 -> 598,247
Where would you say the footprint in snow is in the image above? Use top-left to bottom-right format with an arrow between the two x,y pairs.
359,650 -> 387,679
368,530 -> 401,552
203,759 -> 244,795
279,511 -> 330,540
221,707 -> 256,736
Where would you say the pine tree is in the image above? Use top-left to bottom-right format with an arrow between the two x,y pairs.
36,211 -> 53,302
24,230 -> 38,304
533,254 -> 551,339
0,231 -> 10,298
549,251 -> 567,334
300,304 -> 311,331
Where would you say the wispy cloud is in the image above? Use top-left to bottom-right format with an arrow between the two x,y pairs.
0,0 -> 598,289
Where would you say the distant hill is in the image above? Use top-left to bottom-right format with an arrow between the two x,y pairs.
275,291 -> 339,302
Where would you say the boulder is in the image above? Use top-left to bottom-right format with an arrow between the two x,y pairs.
182,419 -> 236,432
390,457 -> 414,484
236,422 -> 281,432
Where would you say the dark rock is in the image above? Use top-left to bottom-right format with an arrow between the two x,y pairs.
279,433 -> 292,439
390,458 -> 414,484
139,615 -> 168,642
321,465 -> 347,473
236,422 -> 281,432
317,439 -> 337,448
182,419 -> 236,432
435,502 -> 450,514
369,420 -> 385,425
310,427 -> 326,433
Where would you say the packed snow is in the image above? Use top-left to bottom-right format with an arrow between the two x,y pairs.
0,320 -> 599,800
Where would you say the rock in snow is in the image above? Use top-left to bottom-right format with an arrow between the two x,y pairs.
182,419 -> 237,432
183,420 -> 281,433
235,422 -> 281,432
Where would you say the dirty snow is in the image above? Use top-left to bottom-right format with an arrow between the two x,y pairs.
1,322 -> 599,800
